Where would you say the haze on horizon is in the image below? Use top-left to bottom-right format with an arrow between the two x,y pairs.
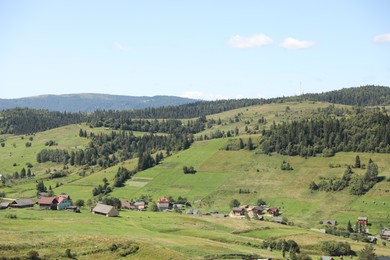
0,1 -> 389,100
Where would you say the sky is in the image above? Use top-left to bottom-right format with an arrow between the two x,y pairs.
0,1 -> 389,100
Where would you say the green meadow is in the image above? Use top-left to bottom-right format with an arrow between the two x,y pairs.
1,101 -> 390,259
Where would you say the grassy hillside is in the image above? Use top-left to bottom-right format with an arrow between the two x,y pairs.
1,101 -> 390,259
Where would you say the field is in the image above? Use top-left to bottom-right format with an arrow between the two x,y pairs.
1,101 -> 390,259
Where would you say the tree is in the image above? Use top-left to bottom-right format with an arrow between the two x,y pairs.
75,199 -> 85,207
148,202 -> 159,212
347,220 -> 353,233
36,180 -> 47,193
321,241 -> 351,256
247,137 -> 254,150
358,244 -> 375,260
230,199 -> 240,208
26,250 -> 40,260
355,155 -> 361,168
257,198 -> 266,206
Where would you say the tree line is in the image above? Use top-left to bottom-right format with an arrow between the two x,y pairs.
260,110 -> 390,157
36,130 -> 192,169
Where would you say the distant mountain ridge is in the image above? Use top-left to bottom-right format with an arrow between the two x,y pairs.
0,94 -> 198,112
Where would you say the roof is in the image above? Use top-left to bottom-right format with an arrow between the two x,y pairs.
0,202 -> 9,208
93,203 -> 115,214
232,207 -> 243,211
381,230 -> 390,236
11,198 -> 34,206
358,216 -> 368,220
38,197 -> 57,205
272,217 -> 284,223
268,207 -> 279,212
322,220 -> 336,225
158,197 -> 170,203
134,201 -> 145,206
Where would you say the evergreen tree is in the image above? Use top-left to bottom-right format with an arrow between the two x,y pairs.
355,155 -> 361,168
358,244 -> 376,260
247,137 -> 254,150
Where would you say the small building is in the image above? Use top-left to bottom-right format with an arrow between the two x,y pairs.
231,207 -> 245,216
9,198 -> 35,208
267,207 -> 280,216
66,206 -> 80,213
380,230 -> 390,240
157,197 -> 171,211
322,220 -> 337,226
367,236 -> 377,244
92,203 -> 119,217
0,202 -> 9,209
357,216 -> 368,225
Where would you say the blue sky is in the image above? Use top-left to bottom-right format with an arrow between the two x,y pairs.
1,1 -> 389,100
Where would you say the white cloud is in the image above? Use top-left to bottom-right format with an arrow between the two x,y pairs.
280,37 -> 315,50
114,41 -> 130,52
374,33 -> 390,43
228,34 -> 273,49
181,91 -> 229,101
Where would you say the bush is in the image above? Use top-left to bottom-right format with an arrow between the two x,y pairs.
5,213 -> 17,219
321,241 -> 352,256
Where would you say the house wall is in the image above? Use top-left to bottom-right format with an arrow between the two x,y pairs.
57,200 -> 72,210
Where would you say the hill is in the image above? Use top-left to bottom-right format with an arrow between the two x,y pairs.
0,93 -> 198,112
0,92 -> 390,258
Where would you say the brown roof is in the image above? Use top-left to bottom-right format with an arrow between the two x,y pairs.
158,197 -> 170,203
11,198 -> 35,207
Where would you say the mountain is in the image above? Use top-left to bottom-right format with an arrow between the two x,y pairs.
0,93 -> 198,112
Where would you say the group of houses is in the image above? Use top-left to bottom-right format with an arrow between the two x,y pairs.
0,194 -> 79,213
230,205 -> 282,222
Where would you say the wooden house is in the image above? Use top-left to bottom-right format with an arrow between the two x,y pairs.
92,203 -> 119,217
9,198 -> 34,208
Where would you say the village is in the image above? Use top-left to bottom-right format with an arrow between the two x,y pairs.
1,193 -> 390,246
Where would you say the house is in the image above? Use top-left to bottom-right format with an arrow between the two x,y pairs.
122,201 -> 136,210
267,207 -> 280,216
357,216 -> 368,225
134,201 -> 146,210
56,195 -> 72,210
92,203 -> 119,217
157,197 -> 171,211
322,220 -> 337,226
9,198 -> 34,208
380,229 -> 390,240
252,206 -> 264,214
0,202 -> 9,209
231,207 -> 245,216
38,197 -> 58,210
